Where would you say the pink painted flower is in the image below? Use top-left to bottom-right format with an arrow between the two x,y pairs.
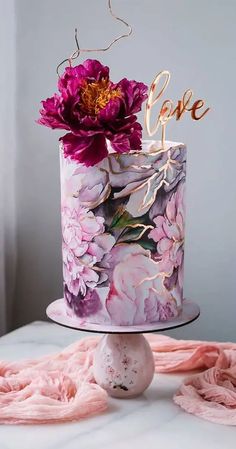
148,182 -> 185,303
66,162 -> 111,210
106,244 -> 178,325
62,206 -> 115,296
38,59 -> 148,166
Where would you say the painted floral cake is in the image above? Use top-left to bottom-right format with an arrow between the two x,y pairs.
38,59 -> 186,326
60,140 -> 186,325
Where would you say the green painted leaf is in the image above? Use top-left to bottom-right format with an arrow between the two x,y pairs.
110,209 -> 143,230
117,224 -> 153,243
138,240 -> 157,251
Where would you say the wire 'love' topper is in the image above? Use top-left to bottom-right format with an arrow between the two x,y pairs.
56,0 -> 210,150
145,71 -> 210,148
38,0 -> 210,167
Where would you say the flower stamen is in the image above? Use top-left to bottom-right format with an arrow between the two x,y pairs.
80,78 -> 121,115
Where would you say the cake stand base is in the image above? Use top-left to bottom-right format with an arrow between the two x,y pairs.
46,299 -> 200,398
93,333 -> 155,398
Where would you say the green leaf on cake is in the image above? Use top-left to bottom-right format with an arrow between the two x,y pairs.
110,208 -> 144,229
137,239 -> 157,252
116,224 -> 154,244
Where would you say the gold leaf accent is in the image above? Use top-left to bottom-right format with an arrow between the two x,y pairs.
119,223 -> 154,242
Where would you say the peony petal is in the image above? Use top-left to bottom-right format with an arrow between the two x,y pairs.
38,59 -> 148,166
99,98 -> 122,122
61,133 -> 108,167
110,135 -> 131,153
117,78 -> 148,115
37,95 -> 71,130
80,59 -> 110,81
109,121 -> 142,154
58,60 -> 109,94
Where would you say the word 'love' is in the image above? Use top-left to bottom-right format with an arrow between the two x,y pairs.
145,70 -> 210,145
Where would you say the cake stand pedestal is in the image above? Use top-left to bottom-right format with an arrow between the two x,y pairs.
46,299 -> 200,398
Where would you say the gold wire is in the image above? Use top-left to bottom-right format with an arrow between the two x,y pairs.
145,70 -> 210,148
56,0 -> 132,76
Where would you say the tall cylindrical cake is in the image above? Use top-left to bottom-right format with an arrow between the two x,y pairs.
60,140 -> 186,325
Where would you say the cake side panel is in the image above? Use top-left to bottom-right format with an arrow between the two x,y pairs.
60,153 -> 113,324
60,143 -> 186,325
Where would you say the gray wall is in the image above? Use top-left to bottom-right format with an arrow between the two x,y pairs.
0,0 -> 17,333
13,0 -> 236,341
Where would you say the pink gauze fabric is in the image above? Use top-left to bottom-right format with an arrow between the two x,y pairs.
0,334 -> 236,425
147,334 -> 236,425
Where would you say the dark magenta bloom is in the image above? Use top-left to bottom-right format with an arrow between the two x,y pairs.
38,59 -> 148,166
64,284 -> 102,318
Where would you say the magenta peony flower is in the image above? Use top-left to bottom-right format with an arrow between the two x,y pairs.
38,59 -> 148,166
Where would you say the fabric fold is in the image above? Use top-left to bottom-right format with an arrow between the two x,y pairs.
0,334 -> 235,425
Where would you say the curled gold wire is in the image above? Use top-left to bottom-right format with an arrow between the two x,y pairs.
56,0 -> 132,76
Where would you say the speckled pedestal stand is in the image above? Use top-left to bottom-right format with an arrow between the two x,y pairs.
46,299 -> 200,398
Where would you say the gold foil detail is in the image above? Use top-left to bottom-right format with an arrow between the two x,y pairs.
119,223 -> 154,242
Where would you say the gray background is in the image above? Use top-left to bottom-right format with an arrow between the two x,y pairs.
12,0 -> 236,340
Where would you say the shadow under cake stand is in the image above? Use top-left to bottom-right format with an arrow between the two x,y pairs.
46,299 -> 200,398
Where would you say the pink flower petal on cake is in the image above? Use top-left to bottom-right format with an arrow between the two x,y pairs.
149,217 -> 166,242
157,237 -> 173,253
61,205 -> 112,298
80,214 -> 104,241
93,234 -> 116,259
153,215 -> 165,227
163,221 -> 180,241
106,245 -> 177,325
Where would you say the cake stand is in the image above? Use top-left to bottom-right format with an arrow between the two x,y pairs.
46,299 -> 200,399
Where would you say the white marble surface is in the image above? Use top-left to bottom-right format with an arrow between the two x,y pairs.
0,321 -> 235,449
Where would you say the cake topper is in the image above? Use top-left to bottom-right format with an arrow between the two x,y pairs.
38,0 -> 210,166
145,71 -> 210,148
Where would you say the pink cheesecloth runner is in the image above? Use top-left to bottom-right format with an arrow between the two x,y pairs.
0,334 -> 236,425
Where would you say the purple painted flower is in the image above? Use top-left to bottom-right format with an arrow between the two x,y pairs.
38,59 -> 148,166
62,205 -> 115,297
61,159 -> 111,210
64,284 -> 102,318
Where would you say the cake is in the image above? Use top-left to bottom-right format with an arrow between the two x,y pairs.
38,58 -> 187,326
60,140 -> 186,325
